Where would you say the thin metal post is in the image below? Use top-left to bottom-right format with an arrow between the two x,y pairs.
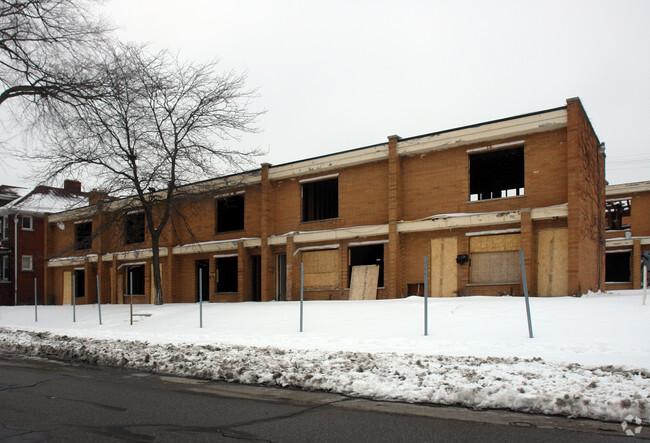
129,271 -> 133,326
424,256 -> 428,336
643,265 -> 647,306
72,274 -> 76,322
34,278 -> 37,322
199,267 -> 203,328
300,261 -> 304,333
519,249 -> 533,338
96,275 -> 102,325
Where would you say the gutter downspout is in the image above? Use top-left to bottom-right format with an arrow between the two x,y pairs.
14,214 -> 18,306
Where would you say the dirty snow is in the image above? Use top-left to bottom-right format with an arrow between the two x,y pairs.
0,291 -> 648,424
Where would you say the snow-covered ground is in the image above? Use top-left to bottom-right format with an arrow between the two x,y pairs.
0,291 -> 648,424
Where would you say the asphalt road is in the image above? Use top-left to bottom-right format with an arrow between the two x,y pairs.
0,357 -> 639,442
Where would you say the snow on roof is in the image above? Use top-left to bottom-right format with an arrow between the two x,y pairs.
1,186 -> 88,215
0,185 -> 28,202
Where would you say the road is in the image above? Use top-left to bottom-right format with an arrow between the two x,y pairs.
0,357 -> 637,442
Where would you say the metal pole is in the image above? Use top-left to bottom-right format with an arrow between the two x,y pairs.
96,275 -> 102,325
300,261 -> 304,333
424,256 -> 428,336
34,278 -> 37,322
130,271 -> 133,326
519,249 -> 533,338
72,274 -> 76,322
643,265 -> 647,306
199,267 -> 203,328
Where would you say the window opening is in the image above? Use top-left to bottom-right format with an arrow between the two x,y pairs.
605,252 -> 631,283
75,222 -> 92,250
127,265 -> 145,295
0,215 -> 7,239
125,212 -> 145,244
21,255 -> 33,271
215,256 -> 238,293
348,244 -> 384,287
1,255 -> 9,280
605,200 -> 631,230
250,255 -> 261,301
21,216 -> 33,230
469,147 -> 524,201
216,195 -> 245,232
302,178 -> 338,222
74,269 -> 85,298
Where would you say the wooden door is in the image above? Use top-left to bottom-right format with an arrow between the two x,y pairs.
430,237 -> 457,297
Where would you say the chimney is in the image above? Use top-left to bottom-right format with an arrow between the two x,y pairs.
88,189 -> 109,205
63,179 -> 82,193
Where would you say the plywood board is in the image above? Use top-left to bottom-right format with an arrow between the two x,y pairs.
62,271 -> 72,305
349,265 -> 379,300
470,251 -> 520,284
537,228 -> 568,297
430,237 -> 457,297
303,250 -> 339,289
470,233 -> 521,253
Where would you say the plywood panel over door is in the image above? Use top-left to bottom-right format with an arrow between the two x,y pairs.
430,237 -> 457,297
62,271 -> 72,305
537,228 -> 568,297
349,265 -> 379,300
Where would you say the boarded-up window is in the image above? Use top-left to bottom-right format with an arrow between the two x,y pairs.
303,249 -> 339,289
469,234 -> 521,284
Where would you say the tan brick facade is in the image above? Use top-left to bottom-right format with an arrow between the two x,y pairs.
44,98 -> 608,304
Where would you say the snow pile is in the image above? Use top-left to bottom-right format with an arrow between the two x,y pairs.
0,291 -> 649,423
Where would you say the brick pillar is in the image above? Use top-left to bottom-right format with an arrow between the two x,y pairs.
111,256 -> 118,304
566,98 -> 582,295
387,135 -> 402,298
84,260 -> 93,303
339,241 -> 349,299
633,239 -> 642,289
238,242 -> 247,302
286,236 -> 296,301
165,252 -> 174,303
97,255 -> 104,304
520,209 -> 536,296
208,254 -> 215,302
260,163 -> 274,301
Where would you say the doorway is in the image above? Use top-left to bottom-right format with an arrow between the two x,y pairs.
276,254 -> 287,301
195,259 -> 210,302
250,255 -> 261,301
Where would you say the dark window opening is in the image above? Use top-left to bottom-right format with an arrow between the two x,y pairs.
348,244 -> 384,287
74,270 -> 85,298
127,265 -> 145,295
302,178 -> 338,222
250,255 -> 261,301
216,195 -> 245,232
605,200 -> 631,230
470,147 -> 524,201
75,222 -> 92,250
606,252 -> 631,283
216,257 -> 238,293
125,212 -> 145,244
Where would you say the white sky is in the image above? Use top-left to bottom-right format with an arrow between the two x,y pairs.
2,0 -> 649,187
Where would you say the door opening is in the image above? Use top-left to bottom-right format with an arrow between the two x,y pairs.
251,255 -> 261,301
276,254 -> 287,301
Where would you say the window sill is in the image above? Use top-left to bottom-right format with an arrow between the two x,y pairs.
300,217 -> 340,225
0,280 -> 11,284
467,195 -> 526,204
21,228 -> 34,232
21,269 -> 34,273
214,229 -> 245,235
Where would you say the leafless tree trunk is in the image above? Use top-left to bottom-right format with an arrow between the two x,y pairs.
27,42 -> 262,304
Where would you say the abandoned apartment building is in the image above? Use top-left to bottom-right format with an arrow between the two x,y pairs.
42,97 -> 606,305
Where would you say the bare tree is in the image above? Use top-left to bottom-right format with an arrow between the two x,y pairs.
0,0 -> 111,109
28,43 -> 261,305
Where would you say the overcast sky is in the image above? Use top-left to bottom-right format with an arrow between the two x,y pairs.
2,0 -> 648,188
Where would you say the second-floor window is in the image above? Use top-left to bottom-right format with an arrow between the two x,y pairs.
215,194 -> 245,233
1,255 -> 8,281
301,177 -> 338,222
469,146 -> 524,201
21,216 -> 33,230
0,215 -> 7,239
125,212 -> 145,245
75,221 -> 92,250
605,199 -> 631,231
22,255 -> 33,271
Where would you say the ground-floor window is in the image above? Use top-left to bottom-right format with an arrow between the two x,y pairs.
0,255 -> 8,281
127,265 -> 145,295
605,251 -> 631,283
348,244 -> 384,287
74,269 -> 85,298
215,256 -> 238,292
470,251 -> 521,284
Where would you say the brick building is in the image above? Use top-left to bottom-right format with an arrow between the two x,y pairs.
0,181 -> 88,305
604,181 -> 650,290
44,97 -> 606,305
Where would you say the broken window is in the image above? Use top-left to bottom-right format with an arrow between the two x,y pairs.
469,147 -> 524,201
302,178 -> 338,222
74,222 -> 92,250
605,251 -> 631,283
127,265 -> 145,295
215,256 -> 238,292
605,199 -> 631,230
125,212 -> 145,245
348,244 -> 384,287
74,269 -> 85,298
215,194 -> 245,233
